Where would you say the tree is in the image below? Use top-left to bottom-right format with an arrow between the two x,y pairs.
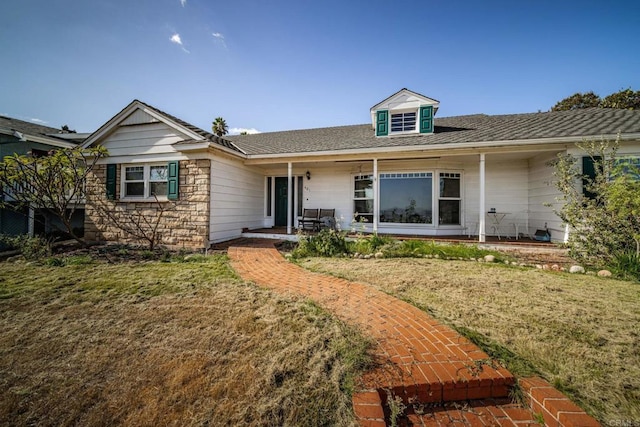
88,194 -> 176,251
600,88 -> 640,110
551,92 -> 601,111
550,135 -> 640,270
551,88 -> 639,111
211,117 -> 228,136
0,145 -> 108,245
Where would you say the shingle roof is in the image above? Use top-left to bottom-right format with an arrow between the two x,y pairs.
134,100 -> 244,153
228,108 -> 640,156
0,115 -> 68,139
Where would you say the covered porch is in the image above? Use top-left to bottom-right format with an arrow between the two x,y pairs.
245,145 -> 568,244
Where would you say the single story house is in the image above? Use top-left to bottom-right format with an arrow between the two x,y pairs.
0,116 -> 88,239
81,88 -> 640,248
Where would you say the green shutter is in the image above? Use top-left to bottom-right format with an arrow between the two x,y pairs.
376,110 -> 388,136
106,164 -> 116,200
582,156 -> 601,198
419,106 -> 434,134
167,161 -> 179,200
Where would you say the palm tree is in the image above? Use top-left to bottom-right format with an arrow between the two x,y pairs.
211,117 -> 228,137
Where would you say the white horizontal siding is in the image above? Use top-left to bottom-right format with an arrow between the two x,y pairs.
463,159 -> 529,238
209,156 -> 264,243
528,152 -> 566,242
121,110 -> 160,126
99,123 -> 186,157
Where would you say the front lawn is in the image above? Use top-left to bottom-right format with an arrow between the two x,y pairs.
301,256 -> 640,426
0,252 -> 370,427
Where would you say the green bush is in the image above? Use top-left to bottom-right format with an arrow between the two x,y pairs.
0,234 -> 54,260
610,251 -> 640,281
292,229 -> 349,258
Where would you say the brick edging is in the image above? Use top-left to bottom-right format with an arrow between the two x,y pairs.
520,377 -> 600,427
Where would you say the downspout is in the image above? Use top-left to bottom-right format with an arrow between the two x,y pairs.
287,162 -> 292,235
479,153 -> 486,242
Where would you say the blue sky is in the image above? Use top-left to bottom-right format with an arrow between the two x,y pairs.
1,0 -> 638,134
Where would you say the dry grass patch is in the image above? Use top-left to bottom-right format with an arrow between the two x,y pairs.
301,257 -> 640,426
0,255 -> 370,427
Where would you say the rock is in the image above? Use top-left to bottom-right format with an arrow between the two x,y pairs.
551,264 -> 560,271
597,269 -> 612,277
434,254 -> 439,259
374,252 -> 384,259
353,252 -> 360,258
364,254 -> 372,259
542,264 -> 550,270
483,255 -> 495,263
535,264 -> 543,269
569,265 -> 585,274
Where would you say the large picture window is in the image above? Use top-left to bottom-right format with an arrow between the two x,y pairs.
123,164 -> 169,199
379,173 -> 432,224
353,174 -> 373,222
438,172 -> 461,225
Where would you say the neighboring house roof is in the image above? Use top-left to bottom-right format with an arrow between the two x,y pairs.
0,115 -> 79,148
228,108 -> 640,156
82,100 -> 244,154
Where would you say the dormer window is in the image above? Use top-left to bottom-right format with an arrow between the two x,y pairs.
371,88 -> 440,137
391,112 -> 416,133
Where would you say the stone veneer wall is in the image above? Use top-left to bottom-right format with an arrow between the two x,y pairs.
84,159 -> 211,248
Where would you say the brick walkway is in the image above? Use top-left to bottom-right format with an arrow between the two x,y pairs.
227,240 -> 600,427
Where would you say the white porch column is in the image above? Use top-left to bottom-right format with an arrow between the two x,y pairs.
373,158 -> 378,233
287,162 -> 292,234
479,153 -> 486,242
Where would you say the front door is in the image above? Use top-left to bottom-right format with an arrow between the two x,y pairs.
275,177 -> 288,226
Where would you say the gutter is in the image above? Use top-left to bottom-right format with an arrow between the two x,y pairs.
242,133 -> 640,161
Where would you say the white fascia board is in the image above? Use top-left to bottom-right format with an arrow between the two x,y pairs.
96,153 -> 190,164
244,133 -> 640,163
137,106 -> 206,141
177,142 -> 248,159
82,101 -> 206,148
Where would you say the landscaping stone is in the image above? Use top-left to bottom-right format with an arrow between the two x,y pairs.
569,265 -> 585,274
597,269 -> 612,277
484,255 -> 495,262
374,252 -> 384,259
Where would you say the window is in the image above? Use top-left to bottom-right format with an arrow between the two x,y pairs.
438,172 -> 461,225
379,173 -> 432,224
297,176 -> 303,218
353,174 -> 373,222
123,164 -> 169,199
391,112 -> 416,133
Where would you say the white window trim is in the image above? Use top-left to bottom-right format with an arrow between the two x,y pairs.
120,163 -> 169,201
352,173 -> 374,224
437,171 -> 464,227
389,108 -> 419,135
378,171 -> 434,225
